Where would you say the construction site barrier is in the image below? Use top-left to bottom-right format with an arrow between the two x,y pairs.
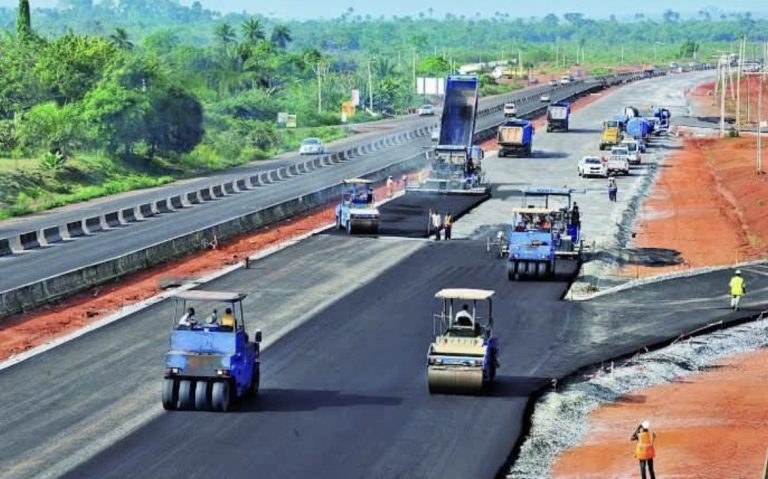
85,216 -> 103,234
42,227 -> 63,245
121,207 -> 139,223
19,231 -> 41,250
104,212 -> 121,228
66,220 -> 86,237
155,199 -> 173,214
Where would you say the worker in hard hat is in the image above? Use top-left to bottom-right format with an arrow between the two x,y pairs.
631,420 -> 657,479
729,269 -> 746,311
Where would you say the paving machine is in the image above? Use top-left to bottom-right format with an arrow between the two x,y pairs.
408,75 -> 490,195
427,289 -> 499,394
506,188 -> 582,280
335,178 -> 380,234
163,291 -> 261,412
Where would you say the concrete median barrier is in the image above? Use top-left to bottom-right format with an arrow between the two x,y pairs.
223,182 -> 237,194
211,184 -> 225,197
121,207 -> 139,223
185,191 -> 201,205
169,195 -> 185,209
199,187 -> 214,201
66,220 -> 86,238
155,198 -> 173,214
19,231 -> 41,250
85,216 -> 103,234
0,238 -> 13,256
249,175 -> 262,187
104,212 -> 122,228
268,169 -> 281,182
236,179 -> 248,191
41,227 -> 63,245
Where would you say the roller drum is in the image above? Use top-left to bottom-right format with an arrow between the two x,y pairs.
427,365 -> 484,394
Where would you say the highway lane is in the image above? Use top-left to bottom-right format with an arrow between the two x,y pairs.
0,80 -> 566,238
0,81 -> 592,292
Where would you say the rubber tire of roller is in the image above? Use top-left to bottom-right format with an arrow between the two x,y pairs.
536,261 -> 547,277
212,381 -> 231,412
178,380 -> 194,410
195,380 -> 211,411
162,378 -> 179,410
249,363 -> 260,396
507,262 -> 516,281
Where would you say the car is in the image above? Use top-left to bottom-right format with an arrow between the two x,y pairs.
431,127 -> 440,142
578,156 -> 608,178
299,138 -> 325,155
560,75 -> 572,84
417,104 -> 435,116
503,102 -> 517,118
620,140 -> 642,165
548,79 -> 558,86
540,94 -> 551,102
608,147 -> 632,175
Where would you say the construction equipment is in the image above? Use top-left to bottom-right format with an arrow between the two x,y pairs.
335,179 -> 380,234
408,75 -> 490,195
497,119 -> 534,157
546,101 -> 571,132
626,117 -> 652,142
163,291 -> 261,412
506,188 -> 582,280
652,107 -> 671,130
599,119 -> 623,150
427,289 -> 499,394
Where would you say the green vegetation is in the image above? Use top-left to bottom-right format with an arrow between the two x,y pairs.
0,3 -> 763,217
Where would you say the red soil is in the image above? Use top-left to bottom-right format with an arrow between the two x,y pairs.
552,349 -> 768,479
626,137 -> 768,277
688,77 -> 768,125
0,175 -> 417,361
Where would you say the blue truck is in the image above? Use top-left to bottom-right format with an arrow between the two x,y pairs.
335,178 -> 380,234
652,107 -> 671,129
163,291 -> 260,412
506,188 -> 582,280
546,101 -> 571,132
497,119 -> 534,157
626,117 -> 652,141
409,75 -> 489,194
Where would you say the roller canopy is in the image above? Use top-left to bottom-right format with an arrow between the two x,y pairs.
174,291 -> 246,302
435,289 -> 495,301
343,178 -> 374,184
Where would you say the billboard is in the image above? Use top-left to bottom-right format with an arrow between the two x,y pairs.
416,77 -> 445,95
351,89 -> 360,106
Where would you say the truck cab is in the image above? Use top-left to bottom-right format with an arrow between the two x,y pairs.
600,120 -> 623,150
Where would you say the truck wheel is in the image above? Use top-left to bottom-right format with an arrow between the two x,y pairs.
507,262 -> 517,281
178,380 -> 194,410
162,378 -> 179,410
195,380 -> 212,411
212,381 -> 231,412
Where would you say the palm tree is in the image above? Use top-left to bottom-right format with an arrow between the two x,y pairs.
270,25 -> 292,49
109,27 -> 133,50
214,22 -> 237,45
241,18 -> 265,43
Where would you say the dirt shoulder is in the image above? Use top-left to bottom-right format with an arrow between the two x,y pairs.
552,348 -> 768,479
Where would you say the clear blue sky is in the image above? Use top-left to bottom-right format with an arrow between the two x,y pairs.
0,0 -> 765,19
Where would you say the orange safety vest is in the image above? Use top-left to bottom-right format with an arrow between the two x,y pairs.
635,430 -> 656,460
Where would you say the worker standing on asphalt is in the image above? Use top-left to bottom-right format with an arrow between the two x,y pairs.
431,211 -> 442,241
444,211 -> 453,240
608,177 -> 618,202
571,202 -> 581,228
386,176 -> 394,197
631,421 -> 657,479
729,269 -> 746,311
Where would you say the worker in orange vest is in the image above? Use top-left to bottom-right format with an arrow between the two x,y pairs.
631,420 -> 657,479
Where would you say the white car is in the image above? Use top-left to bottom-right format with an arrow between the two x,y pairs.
621,140 -> 642,165
578,156 -> 608,178
548,79 -> 558,86
299,138 -> 325,155
431,127 -> 440,142
417,104 -> 435,116
503,102 -> 517,117
540,93 -> 551,102
560,75 -> 572,84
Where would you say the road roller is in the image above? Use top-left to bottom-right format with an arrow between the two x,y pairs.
427,288 -> 499,394
335,178 -> 380,234
162,291 -> 261,412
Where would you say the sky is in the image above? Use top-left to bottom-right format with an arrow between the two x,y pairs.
0,0 -> 765,20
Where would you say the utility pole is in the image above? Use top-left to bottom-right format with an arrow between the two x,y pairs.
737,36 -> 744,132
518,49 -> 522,78
412,48 -> 417,103
312,62 -> 328,114
367,60 -> 374,112
720,56 -> 727,138
555,41 -> 559,68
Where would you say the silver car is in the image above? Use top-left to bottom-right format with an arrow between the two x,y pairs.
418,104 -> 435,116
299,138 -> 325,155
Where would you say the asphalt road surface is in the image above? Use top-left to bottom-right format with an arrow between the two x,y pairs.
0,81 -> 588,293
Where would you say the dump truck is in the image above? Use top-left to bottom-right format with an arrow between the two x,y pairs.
408,75 -> 489,195
497,119 -> 534,157
506,188 -> 582,280
599,119 -> 623,150
335,178 -> 380,234
427,288 -> 499,394
626,117 -> 651,142
546,101 -> 570,132
652,107 -> 671,129
163,291 -> 261,412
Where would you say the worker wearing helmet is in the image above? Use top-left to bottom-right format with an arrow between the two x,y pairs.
729,270 -> 746,311
631,420 -> 657,479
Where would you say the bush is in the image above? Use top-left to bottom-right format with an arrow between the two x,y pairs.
0,120 -> 18,153
40,150 -> 66,171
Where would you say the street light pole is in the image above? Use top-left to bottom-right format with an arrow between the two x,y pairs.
367,60 -> 374,112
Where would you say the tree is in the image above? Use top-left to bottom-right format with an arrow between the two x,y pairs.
417,55 -> 450,76
214,23 -> 237,45
270,25 -> 292,49
241,18 -> 265,43
109,28 -> 133,50
16,0 -> 32,39
146,85 -> 203,156
18,102 -> 83,157
679,40 -> 699,59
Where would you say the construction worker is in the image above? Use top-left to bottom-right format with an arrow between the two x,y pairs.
729,269 -> 746,311
177,307 -> 196,329
571,202 -> 581,228
454,304 -> 473,327
444,211 -> 453,240
220,307 -> 236,330
631,420 -> 657,479
608,177 -> 618,202
386,176 -> 394,197
431,211 -> 442,240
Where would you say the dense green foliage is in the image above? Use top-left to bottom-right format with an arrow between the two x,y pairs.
0,2 -> 761,216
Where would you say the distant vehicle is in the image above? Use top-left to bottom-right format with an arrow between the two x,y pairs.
299,137 -> 325,155
578,156 -> 608,177
623,106 -> 639,119
497,119 -> 534,157
431,127 -> 440,142
626,117 -> 652,141
608,147 -> 631,175
548,79 -> 558,86
546,101 -> 570,132
560,75 -> 572,84
600,119 -> 623,150
335,179 -> 380,234
620,140 -> 642,165
540,93 -> 551,102
652,106 -> 671,129
418,104 -> 436,116
503,102 -> 518,118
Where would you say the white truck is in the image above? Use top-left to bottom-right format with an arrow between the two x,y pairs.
607,147 -> 631,175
